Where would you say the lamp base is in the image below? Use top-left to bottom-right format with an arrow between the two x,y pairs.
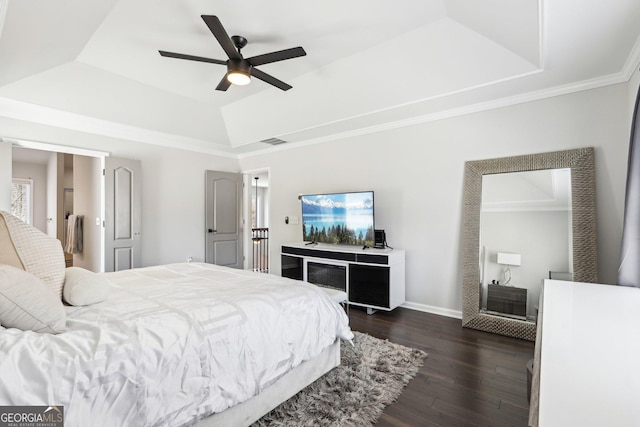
503,267 -> 512,286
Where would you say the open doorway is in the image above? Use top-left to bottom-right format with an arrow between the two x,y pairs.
245,170 -> 270,273
11,147 -> 104,271
8,139 -> 115,273
12,149 -> 77,267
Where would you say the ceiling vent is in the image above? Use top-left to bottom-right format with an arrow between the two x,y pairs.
261,137 -> 288,146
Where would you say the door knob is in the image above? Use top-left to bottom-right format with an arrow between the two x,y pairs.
208,229 -> 216,233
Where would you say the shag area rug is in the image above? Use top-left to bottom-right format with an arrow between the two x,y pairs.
253,331 -> 427,427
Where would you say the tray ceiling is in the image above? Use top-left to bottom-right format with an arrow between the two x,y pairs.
0,0 -> 638,156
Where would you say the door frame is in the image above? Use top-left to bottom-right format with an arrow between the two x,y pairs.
242,167 -> 270,270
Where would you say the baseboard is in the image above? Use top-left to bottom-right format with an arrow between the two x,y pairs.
400,301 -> 462,319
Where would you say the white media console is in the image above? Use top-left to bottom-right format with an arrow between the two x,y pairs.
281,243 -> 405,314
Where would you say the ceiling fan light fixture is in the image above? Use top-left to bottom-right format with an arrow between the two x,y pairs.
226,59 -> 251,85
227,70 -> 251,85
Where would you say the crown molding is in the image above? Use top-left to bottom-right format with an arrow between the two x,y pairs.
622,34 -> 640,79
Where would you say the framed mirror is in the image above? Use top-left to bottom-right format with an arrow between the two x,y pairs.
462,148 -> 597,341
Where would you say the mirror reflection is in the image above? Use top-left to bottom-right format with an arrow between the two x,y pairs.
479,168 -> 572,322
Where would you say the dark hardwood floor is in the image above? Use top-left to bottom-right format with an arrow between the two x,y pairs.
347,306 -> 534,427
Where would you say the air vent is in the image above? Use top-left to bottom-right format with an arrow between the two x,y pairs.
260,137 -> 288,146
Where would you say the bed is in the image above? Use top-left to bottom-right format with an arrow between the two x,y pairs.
0,211 -> 353,426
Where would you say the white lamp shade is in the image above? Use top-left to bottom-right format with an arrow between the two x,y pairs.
497,252 -> 521,266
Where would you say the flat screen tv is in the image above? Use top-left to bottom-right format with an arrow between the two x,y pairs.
301,191 -> 375,246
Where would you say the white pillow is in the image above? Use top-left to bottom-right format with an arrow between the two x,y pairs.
0,212 -> 66,299
0,265 -> 66,334
63,267 -> 110,306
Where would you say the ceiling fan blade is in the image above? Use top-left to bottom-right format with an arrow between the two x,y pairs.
201,15 -> 241,60
159,50 -> 226,65
215,75 -> 232,91
251,68 -> 292,91
247,47 -> 306,66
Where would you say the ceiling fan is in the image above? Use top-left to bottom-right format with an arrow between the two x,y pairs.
159,15 -> 306,91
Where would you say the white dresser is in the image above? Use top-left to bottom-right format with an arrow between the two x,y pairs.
534,279 -> 640,426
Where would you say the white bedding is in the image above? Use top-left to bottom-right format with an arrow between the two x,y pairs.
0,263 -> 353,426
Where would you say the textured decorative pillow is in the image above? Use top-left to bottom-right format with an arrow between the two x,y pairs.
0,212 -> 65,299
0,265 -> 66,334
63,267 -> 110,306
0,215 -> 24,269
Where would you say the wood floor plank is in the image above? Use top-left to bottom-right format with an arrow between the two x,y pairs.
348,306 -> 534,426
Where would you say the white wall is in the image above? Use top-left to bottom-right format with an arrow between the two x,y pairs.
12,161 -> 47,232
46,153 -> 57,236
0,141 -> 11,212
240,83 -> 631,316
73,155 -> 103,271
256,186 -> 269,228
55,154 -> 65,242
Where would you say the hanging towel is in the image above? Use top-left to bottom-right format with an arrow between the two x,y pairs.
64,214 -> 84,254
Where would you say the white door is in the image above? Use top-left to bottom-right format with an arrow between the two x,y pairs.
104,157 -> 141,272
205,170 -> 243,269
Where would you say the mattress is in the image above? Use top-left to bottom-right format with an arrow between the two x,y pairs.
0,263 -> 353,426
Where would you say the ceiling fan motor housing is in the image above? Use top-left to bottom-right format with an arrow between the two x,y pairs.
227,58 -> 252,75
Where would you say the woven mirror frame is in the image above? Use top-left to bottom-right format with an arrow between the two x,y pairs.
461,147 -> 598,341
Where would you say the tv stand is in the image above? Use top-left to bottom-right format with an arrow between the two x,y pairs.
281,243 -> 405,313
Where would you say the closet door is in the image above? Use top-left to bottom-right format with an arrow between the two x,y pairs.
104,157 -> 141,272
205,170 -> 243,269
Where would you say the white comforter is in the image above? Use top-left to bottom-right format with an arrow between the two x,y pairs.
0,263 -> 353,426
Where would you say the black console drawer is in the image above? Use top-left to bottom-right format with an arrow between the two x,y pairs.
281,255 -> 303,280
282,246 -> 357,262
487,284 -> 527,317
349,264 -> 390,308
356,253 -> 388,264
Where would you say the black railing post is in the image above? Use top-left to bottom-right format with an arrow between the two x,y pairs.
251,227 -> 269,273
